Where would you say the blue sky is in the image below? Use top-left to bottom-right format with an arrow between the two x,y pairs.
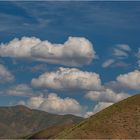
0,1 -> 140,117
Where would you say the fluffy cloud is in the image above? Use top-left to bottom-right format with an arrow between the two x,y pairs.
31,67 -> 102,91
19,93 -> 84,116
85,88 -> 130,103
93,102 -> 113,114
0,64 -> 14,83
0,36 -> 96,66
26,95 -> 44,109
105,81 -> 128,92
0,37 -> 41,57
102,59 -> 115,68
117,70 -> 140,89
85,102 -> 113,118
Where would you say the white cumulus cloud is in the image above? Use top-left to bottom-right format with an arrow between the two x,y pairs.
85,102 -> 113,118
85,88 -> 130,118
117,70 -> 140,89
93,102 -> 113,114
0,64 -> 14,83
85,88 -> 130,103
19,93 -> 84,117
31,67 -> 102,91
0,36 -> 96,66
0,37 -> 41,57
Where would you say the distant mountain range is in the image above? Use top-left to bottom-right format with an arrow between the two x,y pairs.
55,94 -> 140,139
0,105 -> 83,139
28,123 -> 75,139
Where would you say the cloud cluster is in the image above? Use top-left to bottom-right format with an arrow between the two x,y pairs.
0,37 -> 133,118
0,36 -> 96,66
117,70 -> 140,89
31,67 -> 102,91
0,64 -> 14,83
85,88 -> 130,103
19,93 -> 84,117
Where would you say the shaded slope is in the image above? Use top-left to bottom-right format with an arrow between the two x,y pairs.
56,94 -> 140,139
0,105 -> 83,138
29,123 -> 75,139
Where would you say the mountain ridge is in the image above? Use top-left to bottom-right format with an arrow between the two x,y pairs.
0,105 -> 83,138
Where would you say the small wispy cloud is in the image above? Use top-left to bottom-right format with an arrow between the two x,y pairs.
111,61 -> 130,68
102,59 -> 115,68
102,44 -> 131,68
113,44 -> 131,59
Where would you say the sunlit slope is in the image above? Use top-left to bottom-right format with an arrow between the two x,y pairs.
56,94 -> 140,139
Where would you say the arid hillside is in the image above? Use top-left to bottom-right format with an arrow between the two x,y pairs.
56,94 -> 140,139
